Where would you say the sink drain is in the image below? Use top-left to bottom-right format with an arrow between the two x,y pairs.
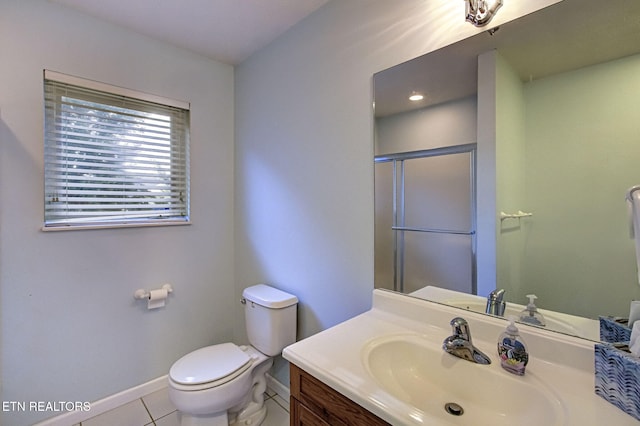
444,402 -> 464,416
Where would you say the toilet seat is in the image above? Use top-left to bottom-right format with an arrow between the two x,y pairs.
169,343 -> 254,391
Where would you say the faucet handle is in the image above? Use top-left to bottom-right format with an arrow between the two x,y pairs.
486,289 -> 506,316
444,317 -> 491,365
488,288 -> 505,302
450,317 -> 471,341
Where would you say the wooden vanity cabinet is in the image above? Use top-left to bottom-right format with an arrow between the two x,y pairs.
290,363 -> 390,426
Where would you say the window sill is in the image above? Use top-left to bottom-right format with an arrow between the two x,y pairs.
41,220 -> 191,232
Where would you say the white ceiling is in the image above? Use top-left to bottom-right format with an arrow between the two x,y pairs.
49,0 -> 329,65
374,0 -> 640,117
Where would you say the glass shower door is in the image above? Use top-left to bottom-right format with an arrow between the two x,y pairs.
374,144 -> 476,294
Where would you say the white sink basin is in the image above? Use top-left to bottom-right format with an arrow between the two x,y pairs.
284,289 -> 638,425
363,333 -> 566,425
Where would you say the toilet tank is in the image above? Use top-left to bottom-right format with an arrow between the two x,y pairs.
242,284 -> 298,356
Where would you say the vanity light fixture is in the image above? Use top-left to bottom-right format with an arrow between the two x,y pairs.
409,92 -> 424,101
463,0 -> 503,27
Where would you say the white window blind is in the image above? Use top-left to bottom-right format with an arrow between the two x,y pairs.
43,71 -> 190,229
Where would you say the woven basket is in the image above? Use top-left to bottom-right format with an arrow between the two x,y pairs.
599,316 -> 631,343
595,343 -> 640,421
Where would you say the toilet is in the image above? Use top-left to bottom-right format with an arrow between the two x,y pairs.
168,284 -> 298,426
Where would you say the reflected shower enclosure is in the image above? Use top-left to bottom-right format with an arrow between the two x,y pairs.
374,145 -> 476,295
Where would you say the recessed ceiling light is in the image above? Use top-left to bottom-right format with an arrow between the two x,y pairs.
409,92 -> 424,101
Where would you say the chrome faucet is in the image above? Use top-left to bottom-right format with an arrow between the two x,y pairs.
443,317 -> 491,364
485,288 -> 506,316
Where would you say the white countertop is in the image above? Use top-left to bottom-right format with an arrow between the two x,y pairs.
283,289 -> 638,425
410,285 -> 601,341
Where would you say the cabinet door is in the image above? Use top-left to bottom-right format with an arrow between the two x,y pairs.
290,364 -> 390,426
291,398 -> 332,426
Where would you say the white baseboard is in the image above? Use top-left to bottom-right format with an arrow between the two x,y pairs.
33,373 -> 289,425
33,375 -> 168,426
265,373 -> 290,401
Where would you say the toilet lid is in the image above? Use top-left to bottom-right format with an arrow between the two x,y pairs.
169,343 -> 252,386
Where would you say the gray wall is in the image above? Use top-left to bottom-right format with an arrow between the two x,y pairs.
495,52 -> 528,302
0,0 -> 559,424
520,53 -> 640,317
375,97 -> 477,156
491,50 -> 640,318
234,0 -> 559,383
0,1 -> 234,424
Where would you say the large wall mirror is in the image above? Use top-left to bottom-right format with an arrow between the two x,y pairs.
374,0 -> 640,341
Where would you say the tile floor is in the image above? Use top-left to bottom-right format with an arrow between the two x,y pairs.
74,387 -> 290,426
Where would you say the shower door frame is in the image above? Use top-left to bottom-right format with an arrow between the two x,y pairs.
375,143 -> 477,295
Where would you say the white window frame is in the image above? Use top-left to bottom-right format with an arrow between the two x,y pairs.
43,70 -> 191,231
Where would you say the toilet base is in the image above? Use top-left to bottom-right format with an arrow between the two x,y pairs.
229,404 -> 267,426
178,398 -> 268,426
178,410 -> 229,426
229,357 -> 273,425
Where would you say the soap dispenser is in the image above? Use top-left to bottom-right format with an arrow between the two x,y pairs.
518,294 -> 546,327
497,317 -> 529,376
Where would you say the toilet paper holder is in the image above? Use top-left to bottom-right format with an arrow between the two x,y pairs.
134,284 -> 173,301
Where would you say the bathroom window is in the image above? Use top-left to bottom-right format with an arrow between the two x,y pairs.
43,70 -> 190,230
